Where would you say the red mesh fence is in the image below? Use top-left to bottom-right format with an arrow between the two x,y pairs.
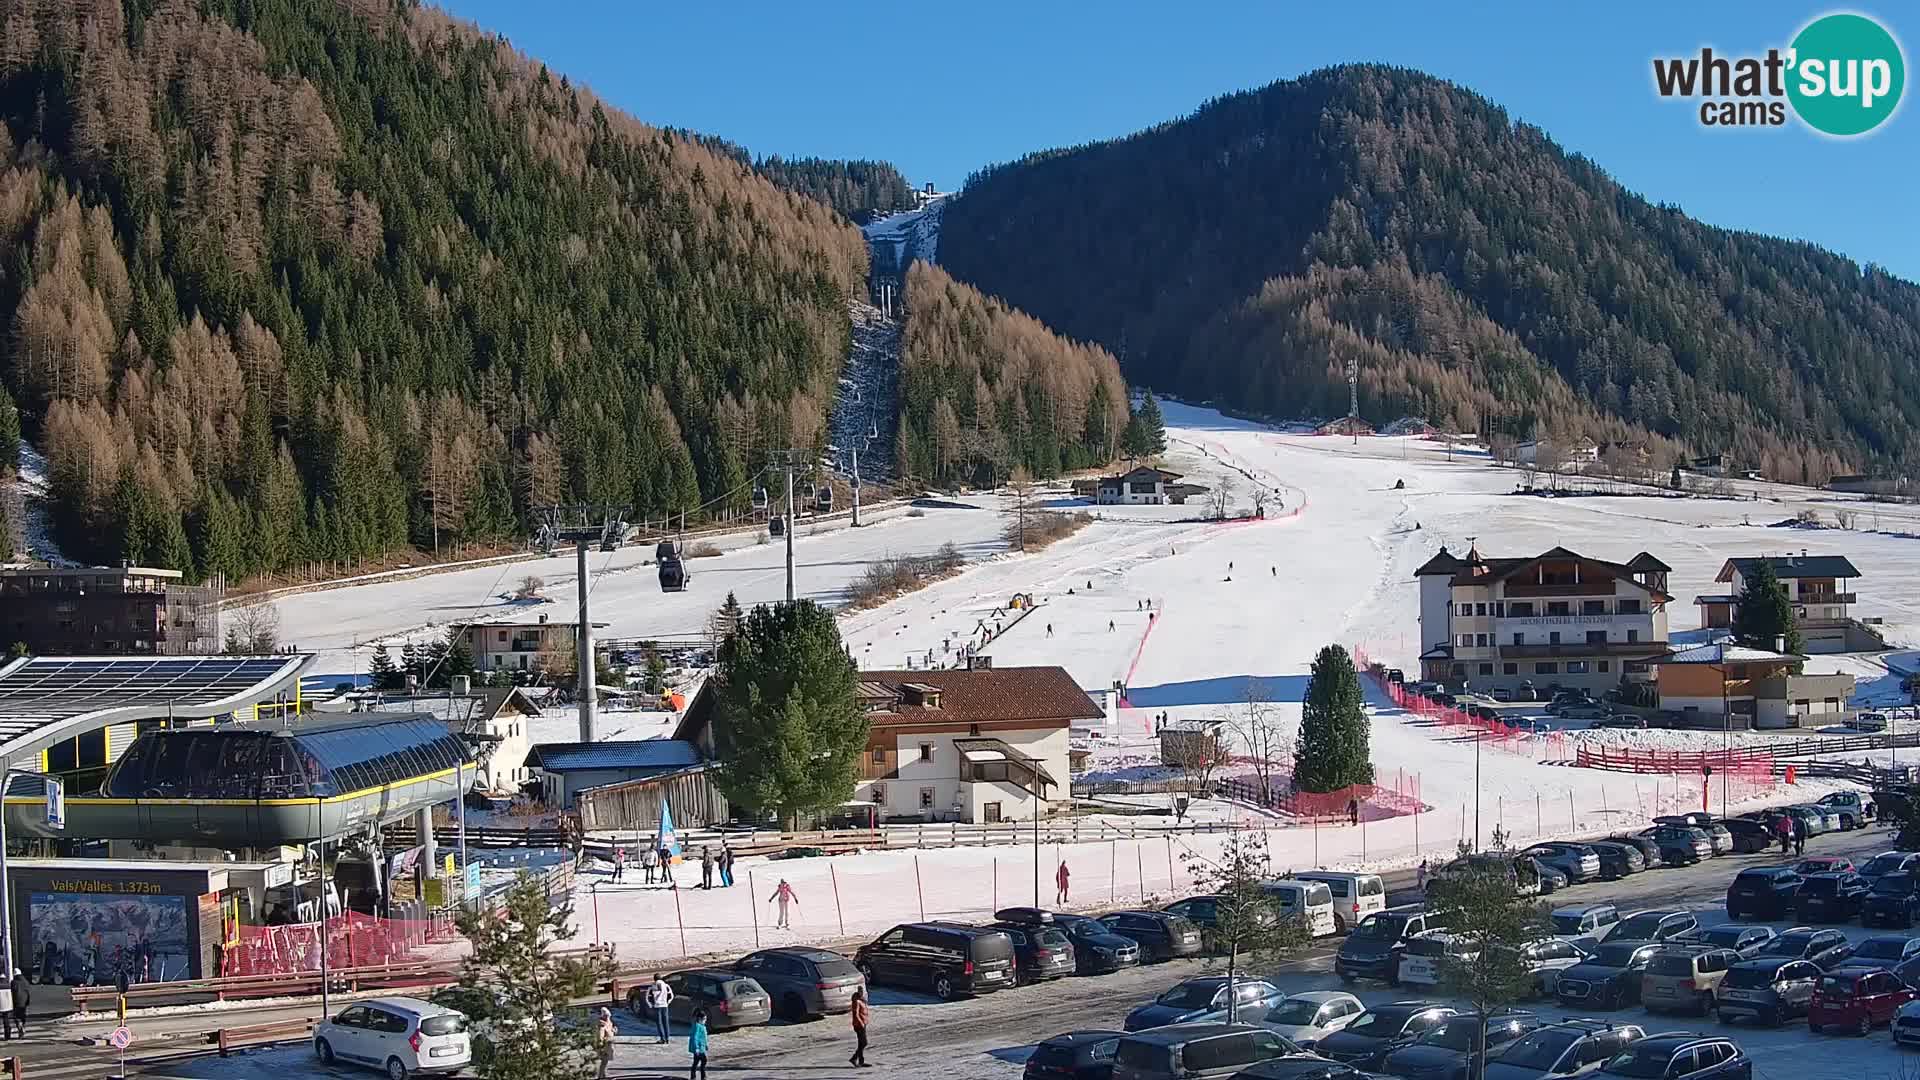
1354,645 -> 1547,759
1218,769 -> 1424,823
226,911 -> 450,977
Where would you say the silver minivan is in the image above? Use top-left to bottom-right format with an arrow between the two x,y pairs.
1263,880 -> 1337,937
1294,872 -> 1387,933
1112,1023 -> 1295,1080
314,997 -> 471,1080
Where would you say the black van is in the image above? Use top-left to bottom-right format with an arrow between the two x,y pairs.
854,922 -> 1016,999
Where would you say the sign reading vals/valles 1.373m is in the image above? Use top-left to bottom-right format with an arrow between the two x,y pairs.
1652,11 -> 1906,135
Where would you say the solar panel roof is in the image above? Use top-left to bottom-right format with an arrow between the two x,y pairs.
0,655 -> 312,756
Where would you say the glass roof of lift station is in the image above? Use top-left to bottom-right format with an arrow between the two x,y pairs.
102,714 -> 471,801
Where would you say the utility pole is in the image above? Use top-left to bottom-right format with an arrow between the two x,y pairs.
764,450 -> 809,603
575,538 -> 596,740
852,446 -> 862,528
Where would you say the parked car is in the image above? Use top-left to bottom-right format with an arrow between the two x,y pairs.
1513,937 -> 1591,997
1524,843 -> 1603,884
1718,819 -> 1775,854
731,947 -> 863,1020
1490,687 -> 1515,703
1482,1020 -> 1645,1080
1795,872 -> 1871,923
1587,842 -> 1644,880
1550,904 -> 1621,946
1608,910 -> 1698,945
1310,1001 -> 1456,1066
1387,669 -> 1406,685
1596,1033 -> 1751,1079
1639,826 -> 1710,865
854,923 -> 1016,1000
627,968 -> 770,1031
1755,927 -> 1852,969
1111,1022 -> 1295,1080
1377,1012 -> 1540,1079
1256,991 -> 1364,1048
1293,872 -> 1388,933
1232,1058 -> 1377,1080
1262,880 -> 1339,937
1808,965 -> 1917,1034
1640,946 -> 1741,1015
1682,925 -> 1776,959
1726,867 -> 1803,920
1553,942 -> 1663,1010
1605,835 -> 1665,870
1396,933 -> 1475,989
1858,851 -> 1920,881
1099,910 -> 1205,962
1860,874 -> 1920,929
1894,999 -> 1920,1047
1336,906 -> 1445,985
1840,934 -> 1920,968
1656,816 -> 1733,855
1163,895 -> 1240,955
314,997 -> 472,1079
1436,854 -> 1542,898
1818,791 -> 1875,823
1124,977 -> 1286,1032
1787,805 -> 1835,836
1533,860 -> 1571,895
1845,712 -> 1888,733
998,911 -> 1142,974
1714,958 -> 1823,1026
1025,1030 -> 1123,1080
1592,714 -> 1647,729
1791,856 -> 1854,876
1558,702 -> 1610,721
994,921 -> 1077,983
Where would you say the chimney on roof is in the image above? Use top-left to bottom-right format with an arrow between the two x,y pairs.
538,613 -> 548,624
970,655 -> 993,671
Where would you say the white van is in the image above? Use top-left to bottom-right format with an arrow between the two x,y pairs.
1396,932 -> 1476,988
1262,880 -> 1337,938
1293,872 -> 1387,933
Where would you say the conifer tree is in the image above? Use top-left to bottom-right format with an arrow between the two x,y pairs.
1733,561 -> 1803,656
1136,391 -> 1167,457
1294,644 -> 1373,792
0,384 -> 18,470
369,645 -> 403,691
454,873 -> 612,1080
710,600 -> 868,827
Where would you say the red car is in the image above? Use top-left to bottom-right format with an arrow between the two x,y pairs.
1807,966 -> 1915,1034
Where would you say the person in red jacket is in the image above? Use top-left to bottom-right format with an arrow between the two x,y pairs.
849,988 -> 871,1068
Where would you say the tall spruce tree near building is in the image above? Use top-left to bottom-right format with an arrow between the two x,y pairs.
710,600 -> 868,828
1121,391 -> 1169,460
1422,857 -> 1553,1080
1294,644 -> 1373,791
1733,561 -> 1804,656
368,646 -> 403,691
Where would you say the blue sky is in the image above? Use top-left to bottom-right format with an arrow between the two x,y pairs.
441,1 -> 1916,282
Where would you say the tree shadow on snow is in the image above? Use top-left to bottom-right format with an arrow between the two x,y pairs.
1127,674 -> 1309,708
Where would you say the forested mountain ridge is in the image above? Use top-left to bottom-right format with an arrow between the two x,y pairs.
0,0 -> 877,581
941,64 -> 1920,480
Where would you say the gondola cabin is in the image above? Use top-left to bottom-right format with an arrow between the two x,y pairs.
769,515 -> 785,538
751,486 -> 769,512
816,485 -> 834,512
656,540 -> 689,592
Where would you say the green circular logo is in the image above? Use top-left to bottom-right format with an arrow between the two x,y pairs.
1787,13 -> 1906,136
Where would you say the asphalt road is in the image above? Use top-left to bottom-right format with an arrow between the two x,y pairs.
52,820 -> 1897,1080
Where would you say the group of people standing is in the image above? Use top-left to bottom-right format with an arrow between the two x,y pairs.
608,838 -> 738,889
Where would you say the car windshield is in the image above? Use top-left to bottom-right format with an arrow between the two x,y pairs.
1590,943 -> 1649,967
1855,939 -> 1906,960
1763,934 -> 1814,955
1699,928 -> 1749,947
1818,976 -> 1860,997
1032,928 -> 1070,947
1873,875 -> 1915,896
1721,965 -> 1779,989
1603,1045 -> 1677,1078
1494,1029 -> 1581,1070
1355,913 -> 1411,939
816,959 -> 860,978
1800,877 -> 1840,896
1268,1000 -> 1328,1025
1156,983 -> 1220,1008
1345,1008 -> 1417,1038
1612,914 -> 1669,939
1865,855 -> 1909,876
1418,1020 -> 1482,1051
1406,937 -> 1450,957
1646,953 -> 1698,976
1552,914 -> 1593,935
419,1015 -> 467,1036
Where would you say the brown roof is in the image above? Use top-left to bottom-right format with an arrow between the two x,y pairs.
1413,546 -> 1464,577
1445,546 -> 1673,599
857,666 -> 1105,726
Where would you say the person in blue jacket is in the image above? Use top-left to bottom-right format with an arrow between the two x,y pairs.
688,1007 -> 710,1080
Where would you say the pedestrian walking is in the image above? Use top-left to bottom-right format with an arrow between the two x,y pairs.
612,846 -> 626,882
0,982 -> 12,1041
1054,860 -> 1071,905
769,879 -> 799,929
1108,620 -> 1115,632
1347,798 -> 1360,827
719,846 -> 735,887
10,968 -> 29,1036
1046,623 -> 1053,636
1416,859 -> 1429,892
849,988 -> 872,1068
688,1007 -> 710,1080
646,974 -> 674,1043
1270,566 -> 1275,577
596,1005 -> 617,1079
700,846 -> 715,889
1792,815 -> 1806,855
642,842 -> 659,885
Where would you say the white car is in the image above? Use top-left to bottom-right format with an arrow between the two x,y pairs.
314,997 -> 472,1080
1258,990 -> 1364,1047
1397,933 -> 1476,987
